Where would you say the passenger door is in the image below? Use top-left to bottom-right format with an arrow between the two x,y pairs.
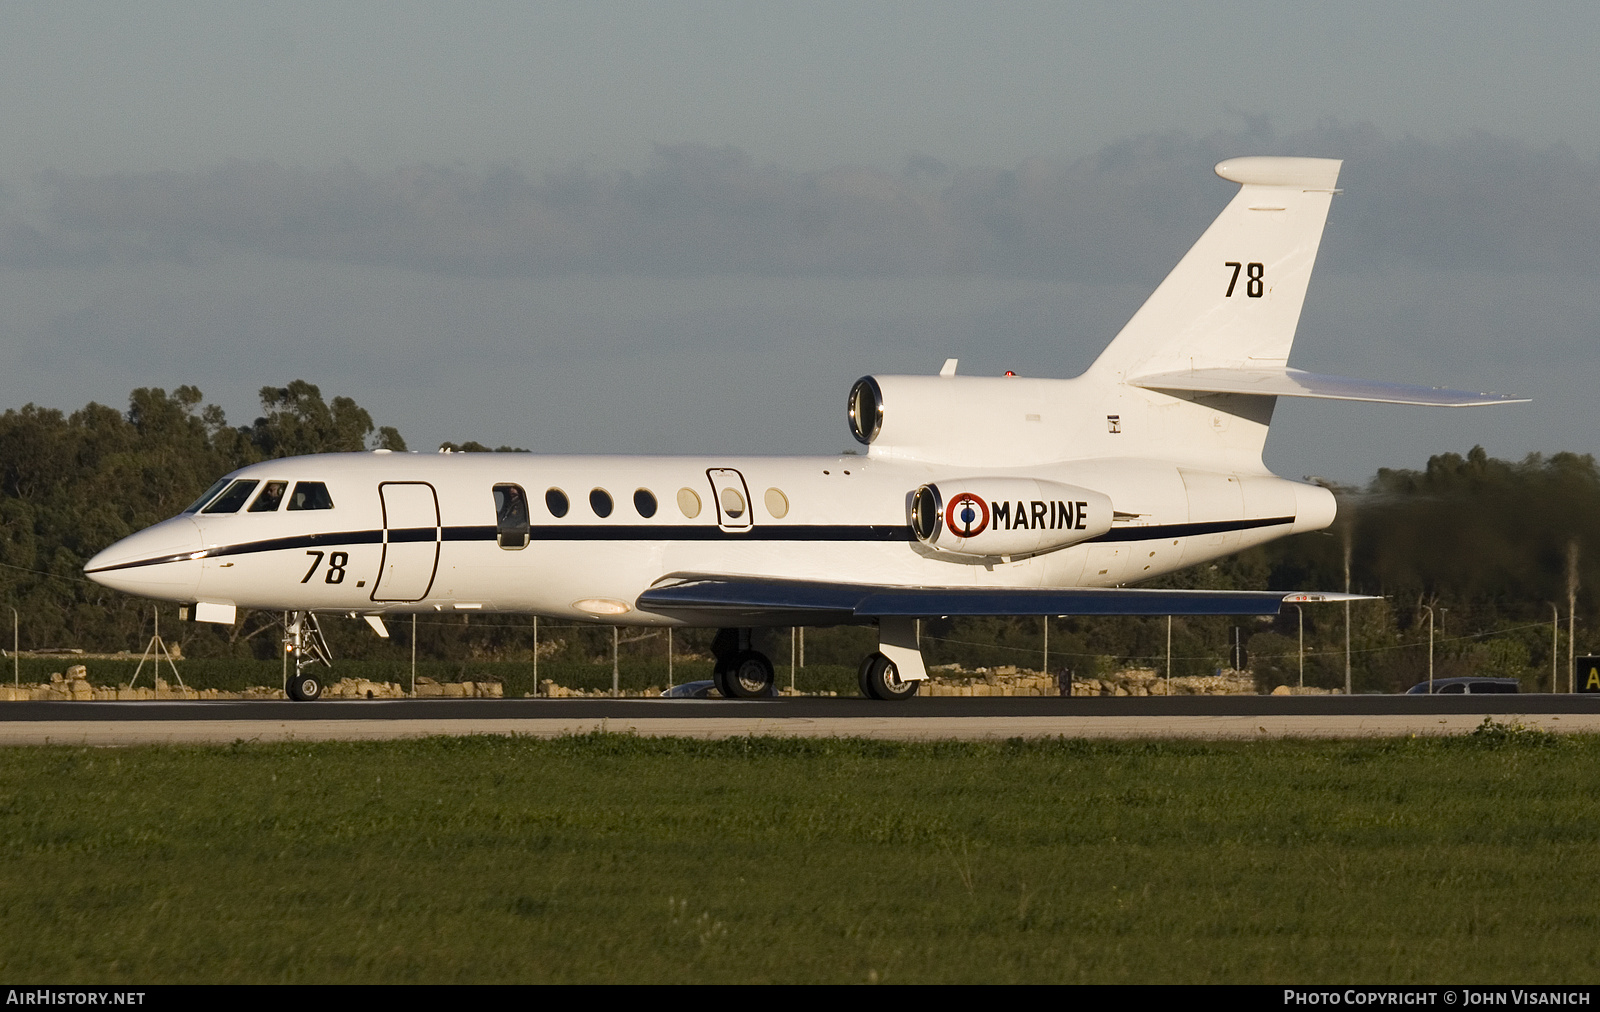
371,482 -> 440,602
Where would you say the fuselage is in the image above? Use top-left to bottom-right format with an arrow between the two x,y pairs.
84,449 -> 1334,626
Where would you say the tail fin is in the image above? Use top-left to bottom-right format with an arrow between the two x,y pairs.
1088,156 -> 1341,381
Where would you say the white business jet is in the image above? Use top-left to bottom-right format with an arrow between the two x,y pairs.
84,157 -> 1521,701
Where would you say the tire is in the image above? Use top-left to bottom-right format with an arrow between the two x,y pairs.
722,650 -> 775,699
287,671 -> 323,702
858,653 -> 919,701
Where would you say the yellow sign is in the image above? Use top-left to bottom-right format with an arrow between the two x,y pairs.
1579,658 -> 1600,693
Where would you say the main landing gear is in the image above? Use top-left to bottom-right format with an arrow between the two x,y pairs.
708,620 -> 930,700
710,628 -> 777,699
858,653 -> 920,700
283,611 -> 332,702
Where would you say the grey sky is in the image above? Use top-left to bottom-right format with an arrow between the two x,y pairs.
1,2 -> 1597,482
5,2 -> 1600,176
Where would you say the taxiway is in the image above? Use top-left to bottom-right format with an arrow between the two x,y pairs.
0,695 -> 1596,745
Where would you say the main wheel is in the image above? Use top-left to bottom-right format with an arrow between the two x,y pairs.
858,653 -> 919,701
721,650 -> 775,699
286,671 -> 323,702
711,665 -> 735,699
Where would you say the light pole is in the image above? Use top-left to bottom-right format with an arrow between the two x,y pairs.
1551,603 -> 1560,694
1293,604 -> 1305,690
1430,607 -> 1437,692
1343,525 -> 1353,695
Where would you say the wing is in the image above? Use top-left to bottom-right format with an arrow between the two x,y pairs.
636,574 -> 1371,624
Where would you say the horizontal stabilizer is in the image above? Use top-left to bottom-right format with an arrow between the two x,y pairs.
640,575 -> 1376,620
1127,367 -> 1527,407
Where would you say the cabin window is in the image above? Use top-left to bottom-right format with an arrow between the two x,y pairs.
590,488 -> 614,518
287,481 -> 335,511
202,479 -> 260,514
719,487 -> 746,519
183,478 -> 232,514
676,488 -> 701,519
545,488 -> 570,518
493,484 -> 531,550
633,488 -> 658,518
764,488 -> 789,519
248,481 -> 288,513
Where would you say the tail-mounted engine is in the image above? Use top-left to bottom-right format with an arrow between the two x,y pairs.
847,373 -> 1087,467
910,478 -> 1113,558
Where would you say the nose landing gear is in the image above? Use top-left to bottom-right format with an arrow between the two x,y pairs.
282,611 -> 332,702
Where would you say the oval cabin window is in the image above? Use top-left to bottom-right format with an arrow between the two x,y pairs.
633,489 -> 658,518
764,488 -> 789,519
590,488 -> 613,518
545,488 -> 570,518
676,488 -> 701,518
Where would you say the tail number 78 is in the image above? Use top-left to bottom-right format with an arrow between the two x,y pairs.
1224,262 -> 1265,297
302,550 -> 348,584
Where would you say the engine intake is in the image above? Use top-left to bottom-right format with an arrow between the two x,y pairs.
910,478 -> 1113,558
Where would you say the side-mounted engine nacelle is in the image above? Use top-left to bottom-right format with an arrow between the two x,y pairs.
909,478 -> 1114,558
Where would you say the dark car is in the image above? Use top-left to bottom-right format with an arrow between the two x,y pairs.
1404,676 -> 1520,694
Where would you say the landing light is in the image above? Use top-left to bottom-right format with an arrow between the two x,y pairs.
574,598 -> 630,616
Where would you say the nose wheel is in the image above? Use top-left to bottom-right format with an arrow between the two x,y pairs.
286,671 -> 324,701
282,611 -> 333,702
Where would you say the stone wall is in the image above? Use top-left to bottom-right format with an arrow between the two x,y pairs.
0,664 -> 504,701
0,663 -> 1297,701
921,666 -> 1263,697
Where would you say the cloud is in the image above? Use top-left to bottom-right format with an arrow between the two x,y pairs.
12,124 -> 1600,281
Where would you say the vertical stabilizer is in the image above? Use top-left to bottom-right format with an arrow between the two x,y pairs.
1088,157 -> 1341,382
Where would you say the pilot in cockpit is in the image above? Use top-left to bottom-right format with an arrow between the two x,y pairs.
250,480 -> 287,513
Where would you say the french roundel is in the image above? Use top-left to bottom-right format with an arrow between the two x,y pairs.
944,493 -> 989,538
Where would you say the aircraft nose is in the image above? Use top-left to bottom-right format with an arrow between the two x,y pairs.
83,516 -> 205,601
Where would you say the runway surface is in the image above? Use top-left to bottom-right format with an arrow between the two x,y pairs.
2,694 -> 1598,745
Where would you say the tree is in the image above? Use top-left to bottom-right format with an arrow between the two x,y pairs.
243,380 -> 405,457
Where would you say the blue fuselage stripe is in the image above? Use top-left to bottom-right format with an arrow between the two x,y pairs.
83,516 -> 1296,573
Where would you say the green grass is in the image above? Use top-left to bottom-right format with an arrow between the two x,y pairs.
0,727 -> 1597,982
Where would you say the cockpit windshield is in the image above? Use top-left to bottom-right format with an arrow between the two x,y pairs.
183,478 -> 232,514
182,477 -> 331,516
201,479 -> 260,514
